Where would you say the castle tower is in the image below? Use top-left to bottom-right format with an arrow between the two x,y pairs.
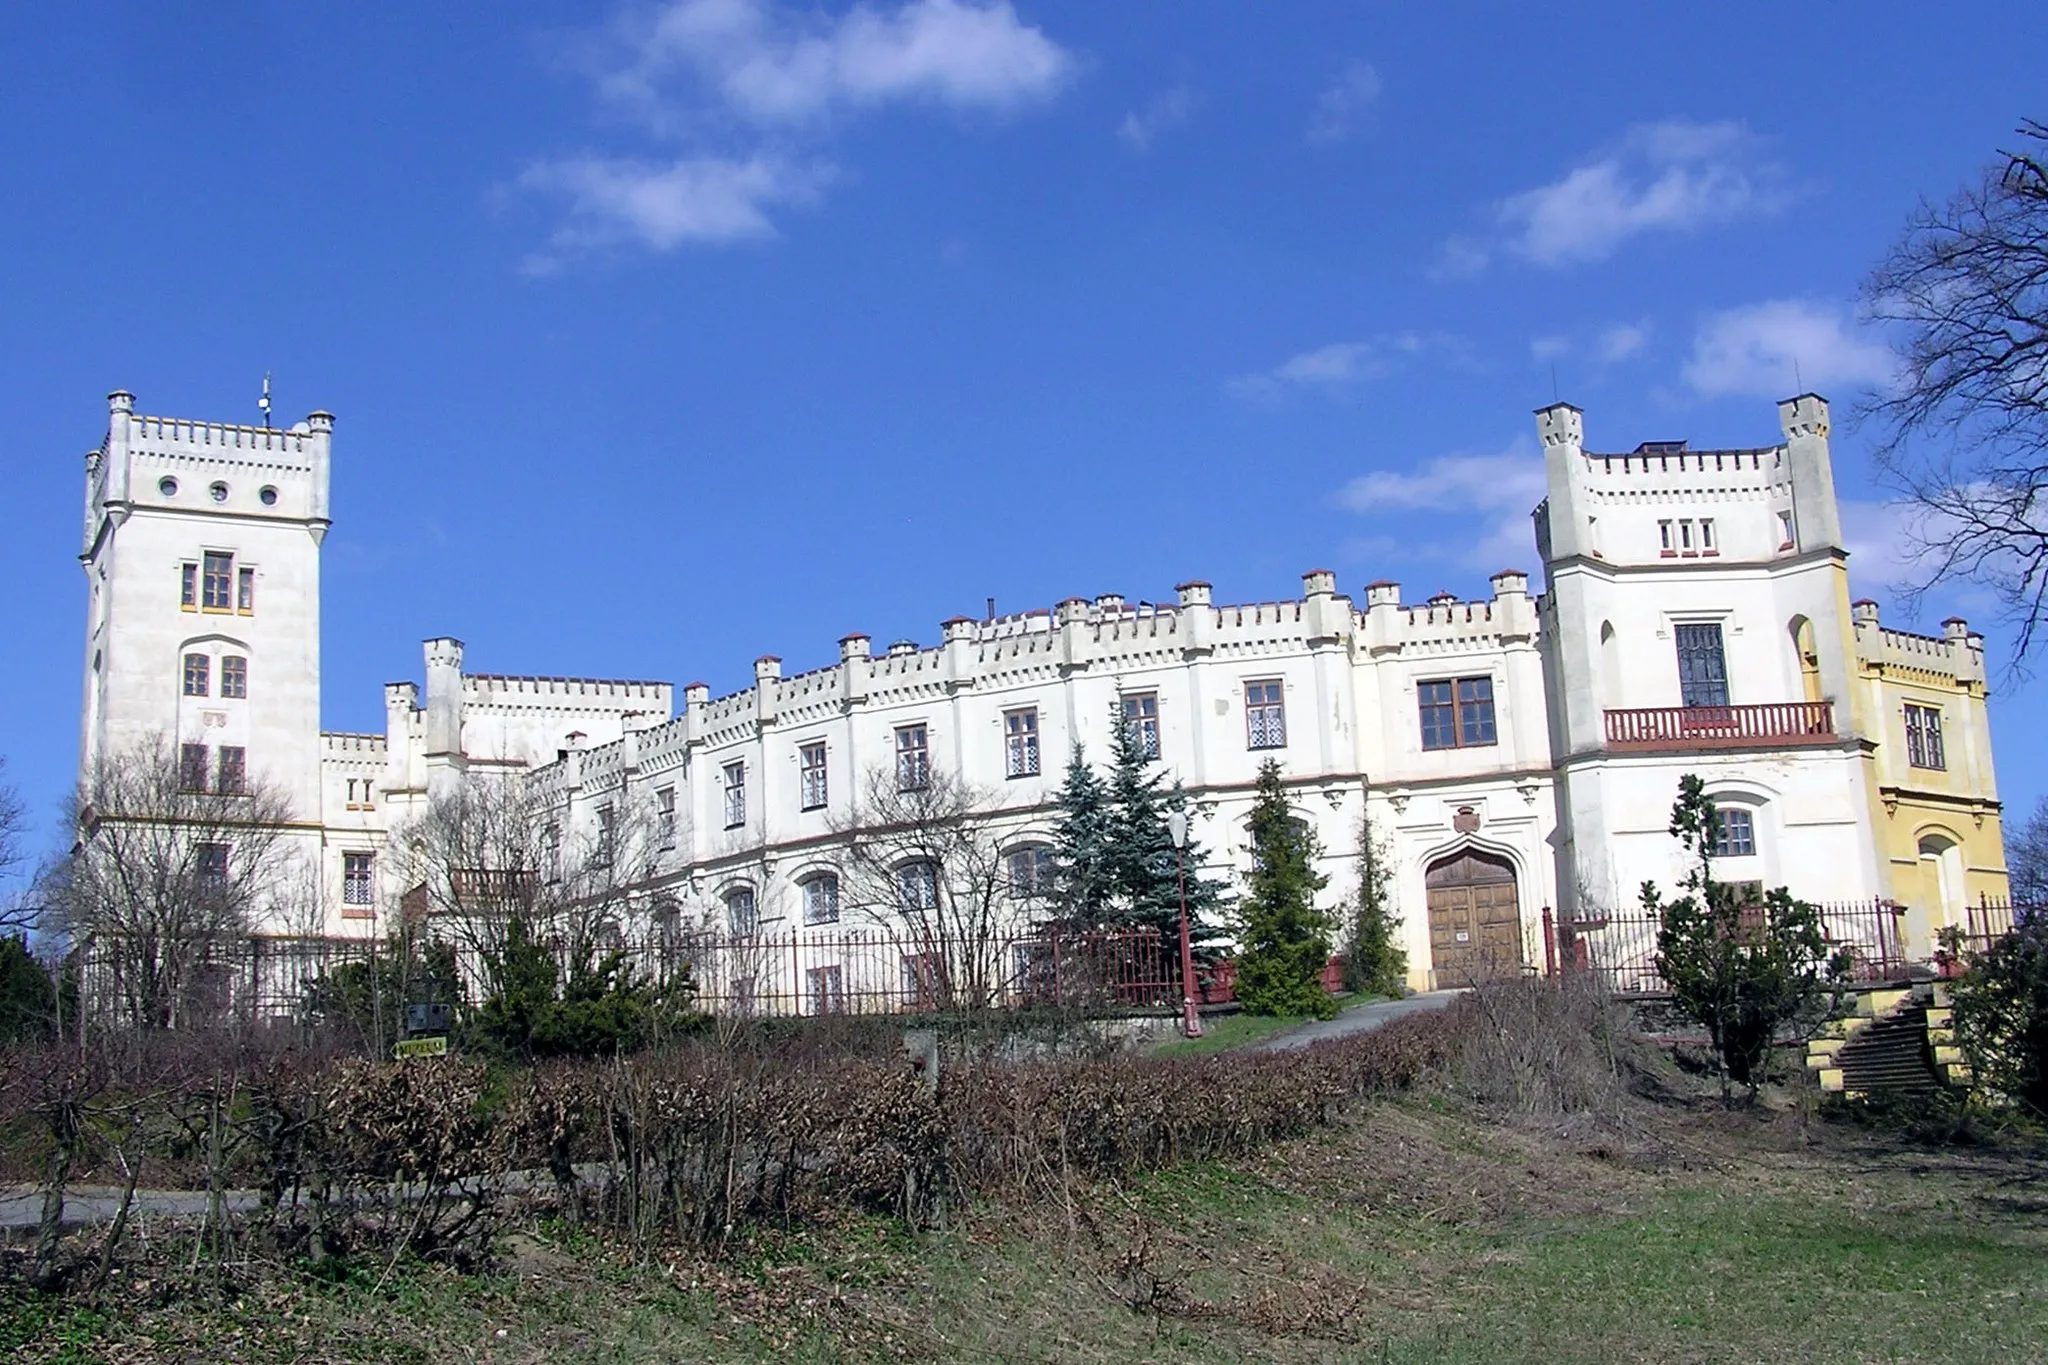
80,389 -> 331,827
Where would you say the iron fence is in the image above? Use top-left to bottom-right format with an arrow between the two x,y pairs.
1550,897 -> 1921,997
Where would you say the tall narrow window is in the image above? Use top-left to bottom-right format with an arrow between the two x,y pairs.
1245,680 -> 1287,750
543,823 -> 562,882
180,563 -> 198,610
182,653 -> 210,697
1777,509 -> 1797,551
1904,704 -> 1947,770
807,964 -> 846,1015
343,852 -> 376,909
1122,692 -> 1160,759
201,552 -> 233,610
179,743 -> 210,792
216,746 -> 246,794
1004,708 -> 1041,778
1674,623 -> 1730,708
1418,677 -> 1498,750
895,724 -> 930,791
725,886 -> 758,935
723,761 -> 747,828
1699,518 -> 1717,554
1679,519 -> 1696,553
802,873 -> 841,925
236,566 -> 255,613
220,655 -> 248,699
1658,520 -> 1675,556
798,741 -> 828,810
594,804 -> 616,864
655,786 -> 676,849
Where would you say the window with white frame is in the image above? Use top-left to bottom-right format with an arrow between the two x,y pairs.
1711,806 -> 1756,858
799,740 -> 828,810
236,566 -> 255,613
1245,680 -> 1287,750
897,860 -> 939,913
1004,708 -> 1041,778
343,851 -> 376,909
725,885 -> 758,934
895,724 -> 930,791
1699,518 -> 1717,554
802,872 -> 841,925
1905,704 -> 1946,770
1658,520 -> 1675,556
1122,691 -> 1160,759
655,786 -> 676,849
723,761 -> 746,828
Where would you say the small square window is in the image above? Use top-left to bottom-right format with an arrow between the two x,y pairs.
182,653 -> 210,697
220,655 -> 248,699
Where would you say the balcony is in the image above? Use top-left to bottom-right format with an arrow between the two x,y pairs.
1604,701 -> 1835,751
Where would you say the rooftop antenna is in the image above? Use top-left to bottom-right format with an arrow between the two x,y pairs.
258,371 -> 273,429
1550,361 -> 1560,403
1794,358 -> 1804,394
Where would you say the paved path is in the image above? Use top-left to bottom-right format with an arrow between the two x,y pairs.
0,1185 -> 257,1231
1250,988 -> 1467,1052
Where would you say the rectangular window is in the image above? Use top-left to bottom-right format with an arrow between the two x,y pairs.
220,655 -> 247,699
895,724 -> 930,791
201,552 -> 233,610
1699,518 -> 1717,555
1122,692 -> 1160,759
1004,708 -> 1041,778
1904,704 -> 1947,770
1418,676 -> 1498,749
196,842 -> 231,884
902,952 -> 940,1009
806,964 -> 846,1016
726,888 -> 758,935
1712,807 -> 1756,858
343,852 -> 376,908
1674,623 -> 1730,708
1679,519 -> 1695,554
543,823 -> 562,882
236,566 -> 255,614
655,787 -> 676,849
723,761 -> 747,828
179,743 -> 210,792
1778,509 -> 1797,551
1658,520 -> 1675,556
1008,846 -> 1054,898
216,746 -> 246,794
799,741 -> 828,810
803,874 -> 840,925
595,804 -> 616,864
182,652 -> 210,697
180,562 -> 198,610
897,860 -> 938,913
1245,680 -> 1287,750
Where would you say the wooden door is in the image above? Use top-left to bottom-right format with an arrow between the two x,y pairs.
1426,851 -> 1523,986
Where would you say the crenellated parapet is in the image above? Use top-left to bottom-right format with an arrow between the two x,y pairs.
1851,601 -> 1987,687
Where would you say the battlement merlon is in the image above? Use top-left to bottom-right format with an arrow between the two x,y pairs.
1851,601 -> 1989,686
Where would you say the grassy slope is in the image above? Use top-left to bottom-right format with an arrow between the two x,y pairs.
13,1094 -> 2044,1364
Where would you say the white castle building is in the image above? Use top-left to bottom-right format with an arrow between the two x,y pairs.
77,389 -> 2008,992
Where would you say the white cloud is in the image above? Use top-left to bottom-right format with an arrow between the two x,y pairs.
1118,86 -> 1194,152
1335,438 -> 1545,515
518,153 -> 831,261
1682,299 -> 1894,399
1597,322 -> 1648,363
1306,61 -> 1380,144
1229,333 -> 1457,401
599,0 -> 1074,128
1431,235 -> 1490,280
1530,334 -> 1571,362
1492,120 -> 1783,268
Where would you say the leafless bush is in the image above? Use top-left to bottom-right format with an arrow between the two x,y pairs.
1451,973 -> 1653,1121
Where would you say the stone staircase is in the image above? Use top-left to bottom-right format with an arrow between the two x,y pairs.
1808,985 -> 1946,1097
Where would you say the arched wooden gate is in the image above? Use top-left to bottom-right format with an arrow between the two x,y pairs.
1425,849 -> 1523,985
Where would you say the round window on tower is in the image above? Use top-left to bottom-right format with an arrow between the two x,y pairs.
209,481 -> 230,503
158,476 -> 178,497
259,485 -> 279,506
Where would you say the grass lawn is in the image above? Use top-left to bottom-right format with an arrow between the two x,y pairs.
19,1093 -> 2043,1363
1149,993 -> 1385,1058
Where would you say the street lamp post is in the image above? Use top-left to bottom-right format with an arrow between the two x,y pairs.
1165,810 -> 1203,1038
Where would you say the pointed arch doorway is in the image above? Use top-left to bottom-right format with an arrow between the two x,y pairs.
1425,849 -> 1523,986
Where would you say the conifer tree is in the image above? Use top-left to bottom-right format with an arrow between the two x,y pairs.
1235,759 -> 1337,1018
1340,800 -> 1407,997
1048,744 -> 1116,929
1101,703 -> 1224,941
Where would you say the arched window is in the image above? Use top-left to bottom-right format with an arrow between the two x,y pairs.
896,860 -> 939,913
1007,845 -> 1054,898
724,885 -> 758,935
801,872 -> 841,926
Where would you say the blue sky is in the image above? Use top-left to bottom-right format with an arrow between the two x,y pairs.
3,1 -> 2045,880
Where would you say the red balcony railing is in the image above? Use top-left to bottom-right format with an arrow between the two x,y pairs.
1604,701 -> 1834,751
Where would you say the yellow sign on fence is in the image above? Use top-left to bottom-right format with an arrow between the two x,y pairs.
394,1035 -> 449,1060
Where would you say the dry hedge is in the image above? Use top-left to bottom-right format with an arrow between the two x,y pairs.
0,1002 -> 1469,1284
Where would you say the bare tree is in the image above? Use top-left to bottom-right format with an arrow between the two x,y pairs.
1863,120 -> 2048,656
832,764 -> 1021,1012
51,737 -> 303,1030
0,756 -> 31,935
